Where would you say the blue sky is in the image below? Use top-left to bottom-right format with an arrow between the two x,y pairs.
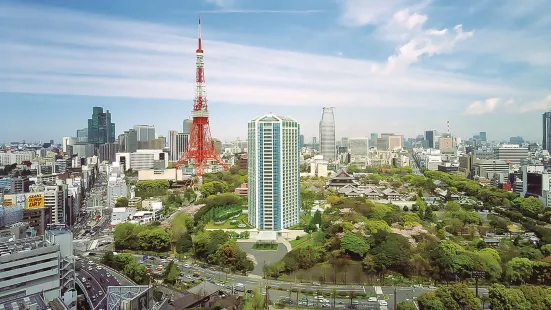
1,0 -> 550,143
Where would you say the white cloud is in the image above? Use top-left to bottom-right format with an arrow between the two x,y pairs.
339,0 -> 429,27
393,9 -> 427,29
338,0 -> 472,72
467,95 -> 551,114
514,95 -> 551,112
0,2 -> 516,109
466,98 -> 501,115
383,25 -> 473,73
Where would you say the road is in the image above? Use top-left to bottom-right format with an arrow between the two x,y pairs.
77,258 -> 134,310
86,253 -> 488,308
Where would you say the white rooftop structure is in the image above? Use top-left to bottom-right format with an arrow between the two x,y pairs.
256,231 -> 277,242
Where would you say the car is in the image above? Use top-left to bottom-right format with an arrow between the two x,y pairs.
367,297 -> 377,302
183,264 -> 191,268
312,282 -> 321,286
378,300 -> 388,306
98,291 -> 103,296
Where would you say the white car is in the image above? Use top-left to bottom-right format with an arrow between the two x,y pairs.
367,297 -> 377,302
378,300 -> 388,306
183,264 -> 191,268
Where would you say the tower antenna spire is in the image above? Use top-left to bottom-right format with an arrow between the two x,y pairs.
197,15 -> 203,52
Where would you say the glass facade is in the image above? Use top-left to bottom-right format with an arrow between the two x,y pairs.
87,107 -> 115,146
319,107 -> 336,161
248,114 -> 300,231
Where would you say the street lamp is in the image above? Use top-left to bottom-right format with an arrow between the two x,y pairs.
471,271 -> 486,297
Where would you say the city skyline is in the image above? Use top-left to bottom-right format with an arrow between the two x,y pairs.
2,0 -> 551,142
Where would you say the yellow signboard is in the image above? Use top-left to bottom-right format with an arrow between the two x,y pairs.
26,193 -> 45,209
3,195 -> 15,207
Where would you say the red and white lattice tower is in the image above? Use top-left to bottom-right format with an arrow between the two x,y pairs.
175,17 -> 229,176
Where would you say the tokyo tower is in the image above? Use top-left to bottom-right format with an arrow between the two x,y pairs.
175,17 -> 230,176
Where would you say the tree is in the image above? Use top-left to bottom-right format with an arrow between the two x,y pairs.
101,251 -> 115,267
115,197 -> 129,208
519,196 -> 541,217
137,228 -> 171,252
418,283 -> 480,310
200,181 -> 229,197
541,244 -> 551,256
176,232 -> 193,254
340,233 -> 370,258
506,257 -> 534,284
163,261 -> 180,284
243,288 -> 264,310
397,300 -> 417,310
326,195 -> 343,205
488,283 -> 531,310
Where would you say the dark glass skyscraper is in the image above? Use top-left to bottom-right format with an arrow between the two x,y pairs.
88,107 -> 115,146
543,112 -> 551,152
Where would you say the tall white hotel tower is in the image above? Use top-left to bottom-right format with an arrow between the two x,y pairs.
319,107 -> 336,161
248,114 -> 301,230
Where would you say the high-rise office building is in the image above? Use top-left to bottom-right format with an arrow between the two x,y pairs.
369,133 -> 378,147
424,130 -> 436,148
248,114 -> 300,230
88,107 -> 115,146
341,137 -> 349,148
319,107 -> 336,161
479,132 -> 487,142
123,129 -> 138,153
76,128 -> 88,143
543,112 -> 551,152
183,119 -> 193,135
168,130 -> 179,161
98,143 -> 120,163
134,125 -> 156,142
175,133 -> 189,162
312,137 -> 317,144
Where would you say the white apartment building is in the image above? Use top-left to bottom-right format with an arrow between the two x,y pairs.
0,152 -> 35,166
44,185 -> 65,225
107,176 -> 128,208
0,227 -> 76,309
62,137 -> 76,153
248,114 -> 300,230
494,144 -> 529,165
115,150 -> 168,171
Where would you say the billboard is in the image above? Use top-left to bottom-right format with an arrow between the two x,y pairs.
26,193 -> 45,209
3,195 -> 16,207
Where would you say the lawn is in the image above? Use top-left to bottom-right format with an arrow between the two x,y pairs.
507,223 -> 524,233
252,243 -> 279,251
205,214 -> 253,229
290,234 -> 316,249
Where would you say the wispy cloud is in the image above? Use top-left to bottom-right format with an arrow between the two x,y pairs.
466,94 -> 551,115
338,0 -> 472,73
0,2 -> 520,110
199,9 -> 324,14
466,98 -> 501,115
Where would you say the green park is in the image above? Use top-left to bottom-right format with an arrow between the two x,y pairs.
105,164 -> 551,309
